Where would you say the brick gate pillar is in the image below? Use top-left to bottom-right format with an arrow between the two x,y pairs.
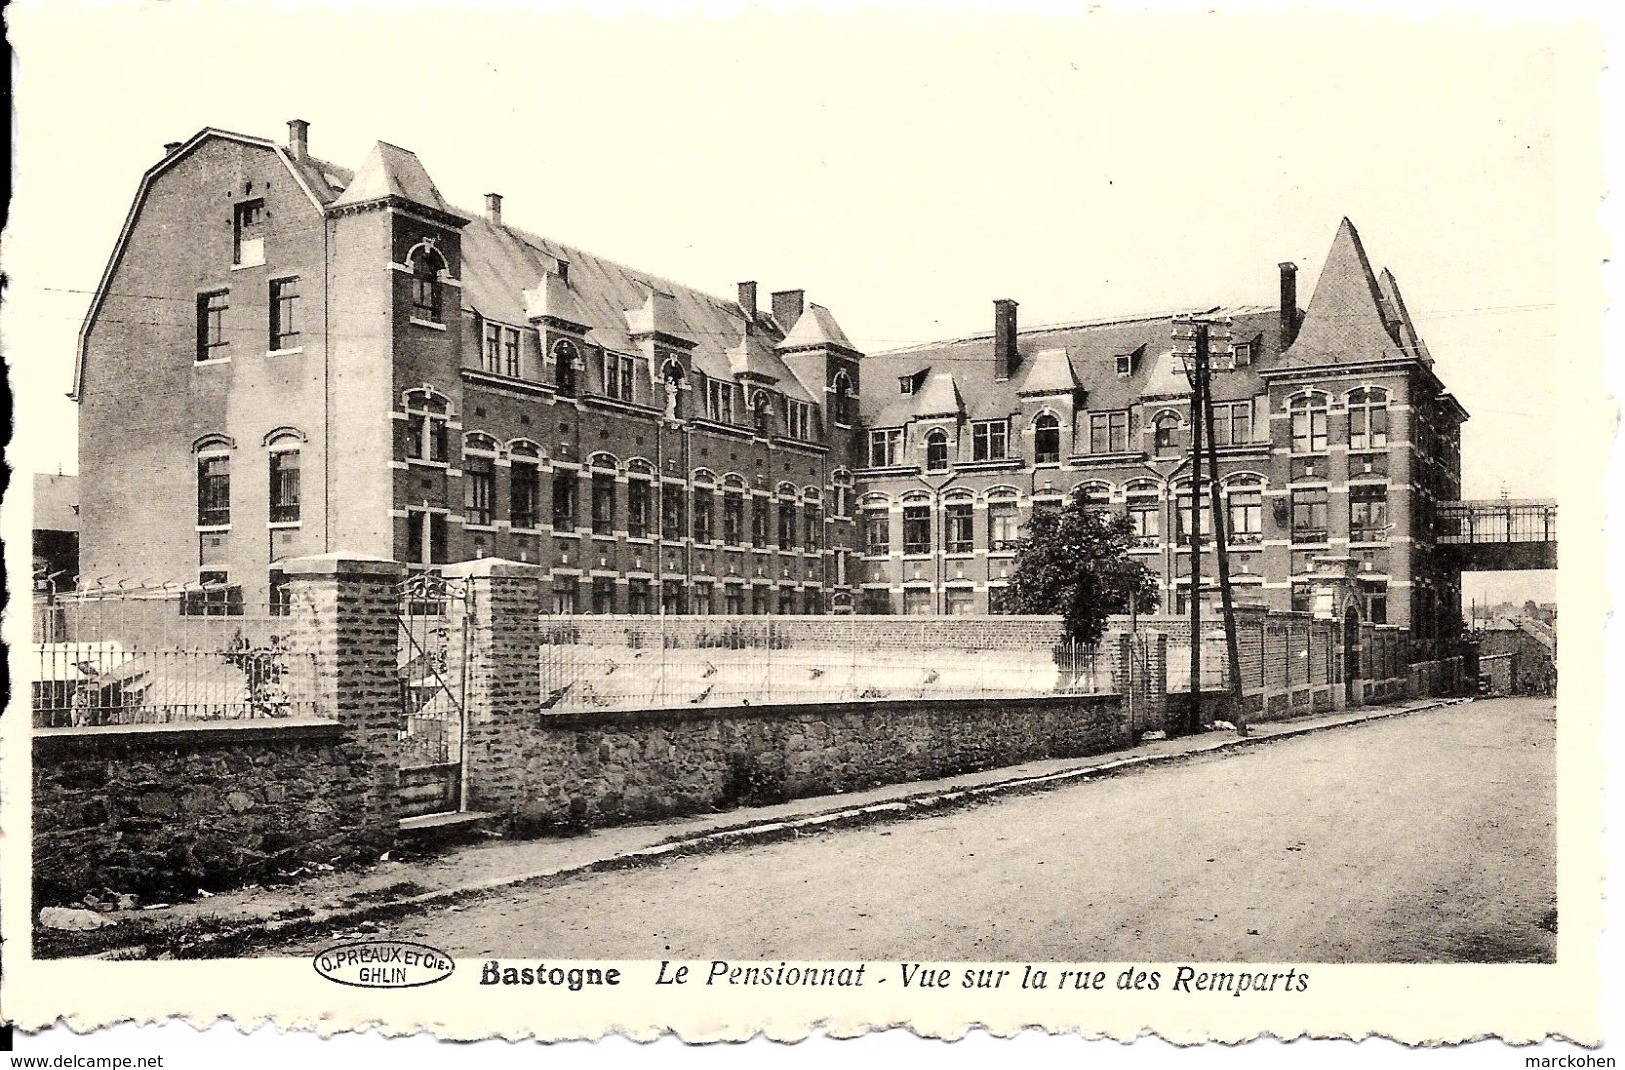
441,559 -> 545,823
283,553 -> 405,855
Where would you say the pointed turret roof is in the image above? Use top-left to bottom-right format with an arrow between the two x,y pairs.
777,302 -> 856,352
331,141 -> 458,216
1276,218 -> 1409,369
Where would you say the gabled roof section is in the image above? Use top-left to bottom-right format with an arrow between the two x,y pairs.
1138,348 -> 1194,399
1275,218 -> 1409,370
331,141 -> 460,217
728,322 -> 782,381
73,127 -> 331,400
1017,347 -> 1080,396
777,302 -> 856,353
913,371 -> 966,418
1376,267 -> 1432,365
523,269 -> 593,330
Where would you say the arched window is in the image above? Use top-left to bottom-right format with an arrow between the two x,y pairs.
400,390 -> 450,464
409,242 -> 447,323
661,359 -> 686,418
509,441 -> 543,530
832,371 -> 856,427
463,433 -> 499,527
926,428 -> 949,472
1076,482 -> 1112,515
1290,394 -> 1330,454
1033,413 -> 1061,464
1224,475 -> 1264,545
1125,481 -> 1161,547
552,340 -> 579,397
1348,388 -> 1390,450
1153,412 -> 1182,458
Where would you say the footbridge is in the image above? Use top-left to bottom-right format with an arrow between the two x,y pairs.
1436,499 -> 1557,571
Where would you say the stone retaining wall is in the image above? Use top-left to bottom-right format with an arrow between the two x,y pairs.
32,720 -> 370,906
503,693 -> 1130,835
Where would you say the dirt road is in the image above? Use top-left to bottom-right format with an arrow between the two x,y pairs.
267,697 -> 1556,962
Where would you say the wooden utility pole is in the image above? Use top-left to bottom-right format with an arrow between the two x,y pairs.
1182,321 -> 1204,736
1199,325 -> 1249,737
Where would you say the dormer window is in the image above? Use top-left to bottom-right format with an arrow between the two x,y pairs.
899,375 -> 916,395
1233,341 -> 1253,367
233,199 -> 264,267
1116,351 -> 1136,377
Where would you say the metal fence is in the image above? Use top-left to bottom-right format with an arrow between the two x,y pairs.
31,591 -> 318,728
537,623 -> 1105,712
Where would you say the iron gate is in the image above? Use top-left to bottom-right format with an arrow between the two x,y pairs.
396,571 -> 470,819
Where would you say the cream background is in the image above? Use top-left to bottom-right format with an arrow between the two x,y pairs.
0,0 -> 1613,1051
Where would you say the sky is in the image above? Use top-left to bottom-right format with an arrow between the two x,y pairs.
4,0 -> 1601,608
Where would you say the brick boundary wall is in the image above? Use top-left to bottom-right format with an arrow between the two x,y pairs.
32,720 -> 366,907
507,693 -> 1131,835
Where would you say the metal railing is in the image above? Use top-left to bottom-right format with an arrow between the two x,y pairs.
31,590 -> 318,728
1437,500 -> 1557,544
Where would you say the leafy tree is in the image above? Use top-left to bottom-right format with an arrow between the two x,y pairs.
1005,493 -> 1160,646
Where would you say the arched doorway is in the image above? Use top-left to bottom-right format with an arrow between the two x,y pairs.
1344,606 -> 1361,705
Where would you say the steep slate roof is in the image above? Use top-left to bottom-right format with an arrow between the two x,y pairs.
332,142 -> 458,216
454,214 -> 822,404
1375,267 -> 1432,364
861,307 -> 1281,426
779,303 -> 856,352
1275,218 -> 1409,370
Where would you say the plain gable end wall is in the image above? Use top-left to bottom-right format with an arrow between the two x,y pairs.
79,138 -> 328,594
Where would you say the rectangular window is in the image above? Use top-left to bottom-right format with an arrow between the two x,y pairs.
1291,487 -> 1329,543
197,290 -> 229,361
707,379 -> 735,423
946,588 -> 975,616
988,502 -> 1020,550
945,503 -> 974,554
592,474 -> 616,535
724,586 -> 745,615
663,581 -> 685,615
752,498 -> 770,547
552,473 -> 577,529
972,420 -> 1009,461
1211,401 -> 1253,447
627,480 -> 651,538
406,511 -> 448,565
661,484 -> 684,541
1291,406 -> 1329,453
1350,483 -> 1390,542
182,570 -> 244,617
693,584 -> 714,616
483,323 -> 502,373
628,579 -> 652,615
693,491 -> 715,544
511,463 -> 540,529
464,455 -> 494,526
1227,486 -> 1263,544
1174,487 -> 1213,541
903,588 -> 933,615
268,449 -> 300,524
1350,405 -> 1389,450
902,506 -> 931,555
269,569 -> 291,617
868,429 -> 902,467
592,577 -> 616,614
723,495 -> 745,545
783,399 -> 811,440
806,504 -> 823,550
604,352 -> 635,403
1089,411 -> 1129,454
270,277 -> 300,350
778,501 -> 797,549
865,511 -> 890,554
197,455 -> 230,527
777,590 -> 797,615
233,199 -> 264,267
1232,341 -> 1253,367
1291,584 -> 1313,613
1127,495 -> 1159,546
753,587 -> 772,615
504,327 -> 521,377
553,583 -> 578,616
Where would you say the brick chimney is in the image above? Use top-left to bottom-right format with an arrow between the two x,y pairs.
1279,262 -> 1299,349
484,193 -> 503,225
286,119 -> 309,161
738,281 -> 758,317
163,141 -> 183,157
772,289 -> 805,329
994,299 -> 1019,381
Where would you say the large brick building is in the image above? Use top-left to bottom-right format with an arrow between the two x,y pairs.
74,122 -> 1465,640
855,218 -> 1467,645
75,123 -> 867,615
